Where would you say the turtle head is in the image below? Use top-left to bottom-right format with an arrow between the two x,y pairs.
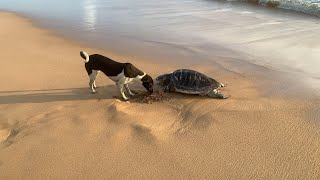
156,73 -> 171,86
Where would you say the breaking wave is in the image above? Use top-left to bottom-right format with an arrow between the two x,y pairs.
241,0 -> 320,17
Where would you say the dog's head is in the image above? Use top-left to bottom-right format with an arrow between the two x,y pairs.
141,74 -> 154,93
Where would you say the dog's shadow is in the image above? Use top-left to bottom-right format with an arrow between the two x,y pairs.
0,85 -> 121,105
0,84 -> 228,105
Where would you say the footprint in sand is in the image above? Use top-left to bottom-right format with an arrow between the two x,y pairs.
106,102 -> 129,124
0,128 -> 19,145
131,123 -> 156,144
0,115 -> 19,144
0,129 -> 10,143
192,113 -> 214,129
175,103 -> 216,133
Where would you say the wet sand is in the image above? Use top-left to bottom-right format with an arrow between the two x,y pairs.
0,12 -> 320,179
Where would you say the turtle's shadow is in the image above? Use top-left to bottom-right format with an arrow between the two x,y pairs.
153,84 -> 226,101
165,92 -> 220,101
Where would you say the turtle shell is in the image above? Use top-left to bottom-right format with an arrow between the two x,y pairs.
170,69 -> 221,94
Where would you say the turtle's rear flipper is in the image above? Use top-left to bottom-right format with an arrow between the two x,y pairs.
207,90 -> 227,99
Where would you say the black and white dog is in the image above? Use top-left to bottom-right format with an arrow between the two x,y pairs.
80,51 -> 154,101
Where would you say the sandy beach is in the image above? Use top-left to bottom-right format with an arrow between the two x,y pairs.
1,12 -> 320,179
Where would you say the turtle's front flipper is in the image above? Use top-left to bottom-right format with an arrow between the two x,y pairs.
164,82 -> 176,93
207,89 -> 227,99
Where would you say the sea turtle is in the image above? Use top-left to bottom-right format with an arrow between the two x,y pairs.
156,69 -> 227,99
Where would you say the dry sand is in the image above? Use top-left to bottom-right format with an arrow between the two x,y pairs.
0,12 -> 320,179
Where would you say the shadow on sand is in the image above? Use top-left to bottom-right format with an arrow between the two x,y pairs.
0,85 -> 119,104
0,84 -> 228,105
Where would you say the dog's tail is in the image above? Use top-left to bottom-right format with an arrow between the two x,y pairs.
80,51 -> 89,63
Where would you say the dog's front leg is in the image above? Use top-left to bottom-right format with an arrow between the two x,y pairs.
117,79 -> 129,101
124,84 -> 135,96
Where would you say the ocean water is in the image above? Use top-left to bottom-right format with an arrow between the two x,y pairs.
0,0 -> 320,80
256,0 -> 320,16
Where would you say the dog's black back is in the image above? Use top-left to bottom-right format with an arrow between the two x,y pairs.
85,54 -> 144,77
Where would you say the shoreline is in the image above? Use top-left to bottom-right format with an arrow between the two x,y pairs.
4,10 -> 320,99
2,2 -> 320,81
0,11 -> 320,179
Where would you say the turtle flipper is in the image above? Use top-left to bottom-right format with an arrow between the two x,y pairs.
207,89 -> 227,99
164,82 -> 175,93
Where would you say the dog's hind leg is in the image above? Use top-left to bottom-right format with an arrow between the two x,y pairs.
124,84 -> 135,96
93,71 -> 99,89
89,70 -> 99,93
